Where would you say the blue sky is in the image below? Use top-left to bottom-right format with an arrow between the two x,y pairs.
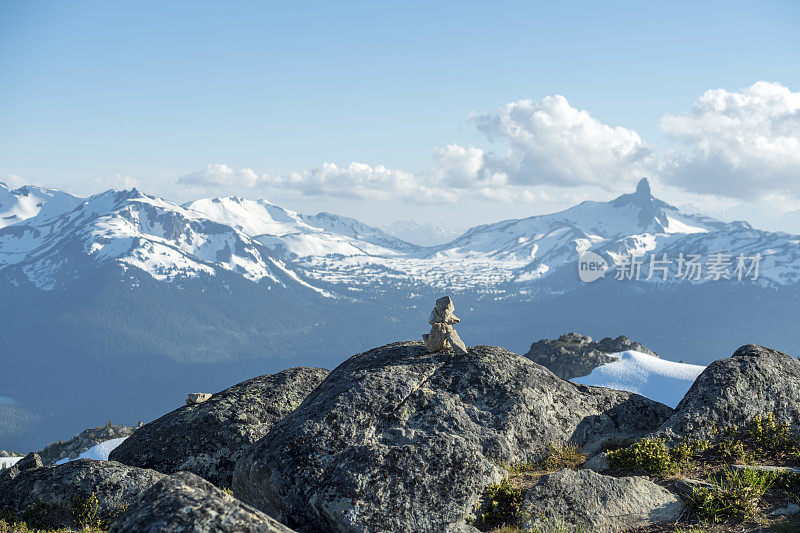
1,1 -> 799,229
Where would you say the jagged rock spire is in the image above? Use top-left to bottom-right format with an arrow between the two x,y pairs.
635,177 -> 651,199
422,296 -> 468,355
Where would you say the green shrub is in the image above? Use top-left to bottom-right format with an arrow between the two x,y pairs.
671,438 -> 710,463
0,516 -> 105,532
475,477 -> 526,529
718,437 -> 750,463
72,493 -> 103,529
607,436 -> 709,476
715,414 -> 800,465
689,468 -> 775,522
608,438 -> 669,475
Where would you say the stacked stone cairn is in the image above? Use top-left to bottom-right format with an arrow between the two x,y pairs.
422,296 -> 468,355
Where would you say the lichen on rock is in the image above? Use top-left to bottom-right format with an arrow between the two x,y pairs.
110,471 -> 294,532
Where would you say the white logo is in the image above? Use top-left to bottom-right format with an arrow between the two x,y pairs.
578,251 -> 608,283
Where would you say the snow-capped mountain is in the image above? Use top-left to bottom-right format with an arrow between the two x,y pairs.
286,178 -> 800,290
0,189 -> 327,293
0,182 -> 83,229
2,178 -> 798,293
183,197 -> 416,259
426,178 -> 724,274
299,212 -> 417,252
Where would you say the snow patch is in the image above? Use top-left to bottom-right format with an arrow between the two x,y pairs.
55,437 -> 128,464
573,350 -> 706,408
0,456 -> 22,469
664,216 -> 709,235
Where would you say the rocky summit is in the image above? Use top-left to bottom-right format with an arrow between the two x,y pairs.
524,331 -> 658,379
110,367 -> 329,488
655,344 -> 800,441
3,336 -> 800,532
232,341 -> 672,532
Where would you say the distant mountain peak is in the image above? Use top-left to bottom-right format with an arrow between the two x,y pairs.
0,183 -> 83,229
635,177 -> 651,200
611,177 -> 661,209
605,177 -> 682,232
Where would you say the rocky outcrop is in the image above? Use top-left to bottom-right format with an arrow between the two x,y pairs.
654,344 -> 800,441
0,459 -> 164,529
110,367 -> 329,487
524,332 -> 658,379
522,468 -> 684,532
36,422 -> 138,465
423,296 -> 468,355
0,452 -> 42,481
186,392 -> 213,405
110,471 -> 295,533
233,342 -> 672,532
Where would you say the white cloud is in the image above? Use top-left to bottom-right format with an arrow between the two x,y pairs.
432,144 -> 484,187
471,95 -> 656,190
278,162 -> 458,203
179,162 -> 460,204
174,83 -> 799,217
176,96 -> 658,205
431,144 -> 509,189
478,187 -> 538,203
660,81 -> 800,199
178,163 -> 264,188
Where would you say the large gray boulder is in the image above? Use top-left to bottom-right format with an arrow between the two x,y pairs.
110,367 -> 329,487
233,342 -> 672,533
655,344 -> 800,440
522,469 -> 684,532
0,459 -> 164,529
110,471 -> 295,533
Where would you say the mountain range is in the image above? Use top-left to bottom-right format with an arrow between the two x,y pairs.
0,178 -> 798,449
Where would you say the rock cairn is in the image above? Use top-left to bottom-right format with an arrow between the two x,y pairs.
422,296 -> 468,355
